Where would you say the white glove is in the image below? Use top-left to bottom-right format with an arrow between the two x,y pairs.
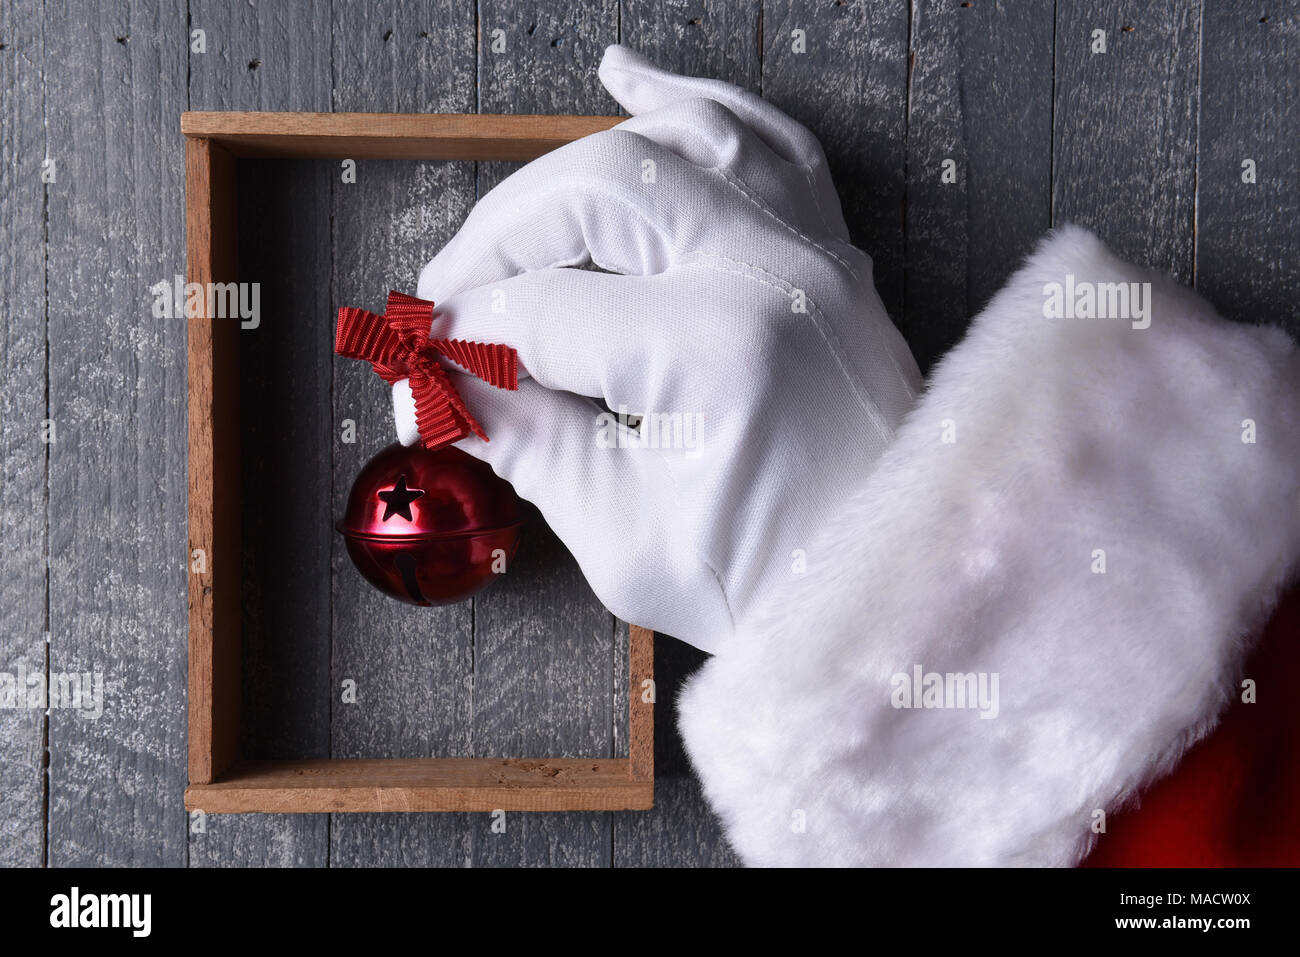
394,45 -> 921,652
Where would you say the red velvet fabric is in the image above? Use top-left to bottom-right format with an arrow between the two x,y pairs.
1082,586 -> 1300,867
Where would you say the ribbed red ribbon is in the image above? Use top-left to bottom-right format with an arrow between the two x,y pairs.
335,291 -> 518,448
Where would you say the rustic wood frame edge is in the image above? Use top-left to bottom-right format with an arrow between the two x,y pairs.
182,111 -> 653,814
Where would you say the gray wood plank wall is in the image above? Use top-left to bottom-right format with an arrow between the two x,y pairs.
326,0 -> 480,871
1,0 -> 1296,867
42,0 -> 190,867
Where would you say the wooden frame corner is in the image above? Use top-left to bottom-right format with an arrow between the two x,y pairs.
182,112 -> 653,814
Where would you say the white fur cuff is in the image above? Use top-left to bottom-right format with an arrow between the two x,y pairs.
678,226 -> 1300,866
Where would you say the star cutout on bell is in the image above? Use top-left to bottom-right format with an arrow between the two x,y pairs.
377,474 -> 424,522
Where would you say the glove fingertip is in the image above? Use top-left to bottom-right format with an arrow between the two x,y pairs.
599,43 -> 648,76
415,257 -> 443,305
598,44 -> 654,107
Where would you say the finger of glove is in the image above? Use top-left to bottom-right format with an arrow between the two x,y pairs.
420,268 -> 710,408
616,98 -> 839,240
446,376 -> 731,637
599,45 -> 821,168
598,45 -> 849,241
417,128 -> 716,303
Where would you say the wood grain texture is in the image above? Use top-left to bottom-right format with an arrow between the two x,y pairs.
0,0 -> 47,867
762,0 -> 910,319
183,625 -> 650,817
42,0 -> 190,866
185,137 -> 240,787
618,0 -> 761,90
626,625 -> 654,781
185,757 -> 652,813
185,0 -> 333,868
1196,6 -> 1299,340
472,0 -> 620,868
905,0 -> 1054,370
1053,1 -> 1201,280
327,0 -> 479,868
181,111 -> 623,158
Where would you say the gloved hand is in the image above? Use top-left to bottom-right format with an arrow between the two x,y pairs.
394,45 -> 921,653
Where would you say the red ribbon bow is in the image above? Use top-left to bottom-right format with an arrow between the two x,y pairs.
335,291 -> 518,448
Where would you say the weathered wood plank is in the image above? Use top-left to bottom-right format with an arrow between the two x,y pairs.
612,633 -> 741,866
618,0 -> 761,93
180,111 -> 622,158
186,757 -> 652,813
327,0 -> 479,868
625,625 -> 655,781
185,0 -> 332,867
0,0 -> 48,868
471,0 -> 620,868
184,135 -> 240,786
609,3 -> 759,868
41,0 -> 189,866
761,0 -> 910,319
1053,1 -> 1201,280
1196,6 -> 1299,339
905,0 -> 1054,370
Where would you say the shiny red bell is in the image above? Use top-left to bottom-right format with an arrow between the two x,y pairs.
337,442 -> 523,605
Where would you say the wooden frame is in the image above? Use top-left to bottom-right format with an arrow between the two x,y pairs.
182,112 -> 653,814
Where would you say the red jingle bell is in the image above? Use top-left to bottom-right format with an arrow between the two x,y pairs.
337,442 -> 523,605
333,290 -> 524,604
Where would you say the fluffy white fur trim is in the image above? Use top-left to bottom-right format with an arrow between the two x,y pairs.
679,225 -> 1300,866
